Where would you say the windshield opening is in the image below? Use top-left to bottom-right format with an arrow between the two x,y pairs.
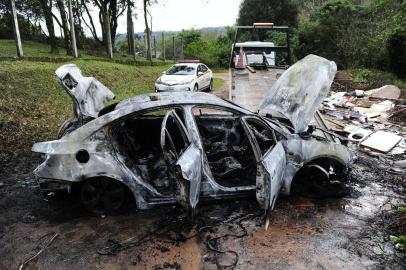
166,65 -> 196,75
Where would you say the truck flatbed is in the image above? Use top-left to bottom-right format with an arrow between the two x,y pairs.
229,68 -> 286,111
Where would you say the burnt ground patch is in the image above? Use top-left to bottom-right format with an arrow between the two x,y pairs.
0,148 -> 405,269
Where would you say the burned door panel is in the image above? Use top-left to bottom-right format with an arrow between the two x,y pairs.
175,144 -> 202,211
259,143 -> 286,211
160,110 -> 203,212
241,116 -> 286,212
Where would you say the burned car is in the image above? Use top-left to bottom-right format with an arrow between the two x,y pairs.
32,55 -> 353,216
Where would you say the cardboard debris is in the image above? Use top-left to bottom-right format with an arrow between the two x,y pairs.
360,131 -> 403,153
365,85 -> 401,99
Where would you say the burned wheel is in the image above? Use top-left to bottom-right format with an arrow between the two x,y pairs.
80,178 -> 126,214
291,164 -> 350,198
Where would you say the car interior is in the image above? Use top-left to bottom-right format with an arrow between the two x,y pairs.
108,105 -> 275,195
192,107 -> 258,187
109,108 -> 187,196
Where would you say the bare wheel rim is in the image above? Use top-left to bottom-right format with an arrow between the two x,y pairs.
80,179 -> 126,214
291,165 -> 330,198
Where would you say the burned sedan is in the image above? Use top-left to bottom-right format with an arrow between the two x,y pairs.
32,55 -> 353,216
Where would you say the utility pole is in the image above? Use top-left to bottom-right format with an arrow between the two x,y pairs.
10,0 -> 23,58
154,36 -> 157,58
162,32 -> 165,61
173,36 -> 176,63
180,37 -> 184,60
68,0 -> 78,58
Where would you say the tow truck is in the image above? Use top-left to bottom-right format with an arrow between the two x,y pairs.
229,23 -> 292,110
229,23 -> 338,143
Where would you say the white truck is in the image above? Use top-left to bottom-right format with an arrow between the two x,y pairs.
229,23 -> 338,142
229,23 -> 292,111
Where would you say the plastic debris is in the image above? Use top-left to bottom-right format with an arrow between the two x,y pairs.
370,100 -> 395,113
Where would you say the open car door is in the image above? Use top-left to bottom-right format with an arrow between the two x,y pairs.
241,116 -> 286,214
160,110 -> 203,216
55,64 -> 115,122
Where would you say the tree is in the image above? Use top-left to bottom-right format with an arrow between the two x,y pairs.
237,0 -> 299,27
178,29 -> 201,47
56,0 -> 70,53
388,2 -> 406,78
143,0 -> 154,63
126,0 -> 135,56
38,0 -> 58,53
79,0 -> 126,57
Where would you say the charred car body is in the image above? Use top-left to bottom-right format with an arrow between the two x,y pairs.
32,55 -> 354,215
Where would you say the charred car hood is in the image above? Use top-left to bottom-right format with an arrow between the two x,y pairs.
258,55 -> 337,133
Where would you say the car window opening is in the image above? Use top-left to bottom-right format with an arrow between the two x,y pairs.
245,119 -> 276,157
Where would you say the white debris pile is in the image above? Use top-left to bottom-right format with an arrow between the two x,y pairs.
321,84 -> 405,167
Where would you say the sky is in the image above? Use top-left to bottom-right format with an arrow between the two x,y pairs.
73,0 -> 243,37
128,0 -> 243,33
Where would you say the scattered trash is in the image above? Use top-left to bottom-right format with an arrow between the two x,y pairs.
344,125 -> 373,142
18,232 -> 58,270
387,106 -> 406,124
355,89 -> 365,97
370,100 -> 395,113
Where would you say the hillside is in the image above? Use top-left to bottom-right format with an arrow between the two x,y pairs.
115,26 -> 227,44
0,58 -> 170,170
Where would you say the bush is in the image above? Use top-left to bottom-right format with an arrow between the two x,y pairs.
388,29 -> 406,79
387,3 -> 406,79
296,0 -> 401,70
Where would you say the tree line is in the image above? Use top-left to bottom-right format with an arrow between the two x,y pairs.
0,0 -> 157,61
1,0 -> 405,78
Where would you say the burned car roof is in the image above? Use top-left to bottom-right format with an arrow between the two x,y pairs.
61,92 -> 254,140
116,91 -> 251,112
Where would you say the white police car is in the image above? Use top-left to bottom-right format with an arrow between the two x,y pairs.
155,61 -> 213,92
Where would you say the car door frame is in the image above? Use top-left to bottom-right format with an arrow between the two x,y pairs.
160,110 -> 203,216
240,115 -> 287,213
201,64 -> 210,88
196,65 -> 208,89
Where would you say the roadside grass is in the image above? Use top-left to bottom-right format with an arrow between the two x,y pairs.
349,68 -> 406,89
0,39 -> 66,57
211,67 -> 229,73
0,59 -> 171,164
213,78 -> 225,89
0,39 -> 169,66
